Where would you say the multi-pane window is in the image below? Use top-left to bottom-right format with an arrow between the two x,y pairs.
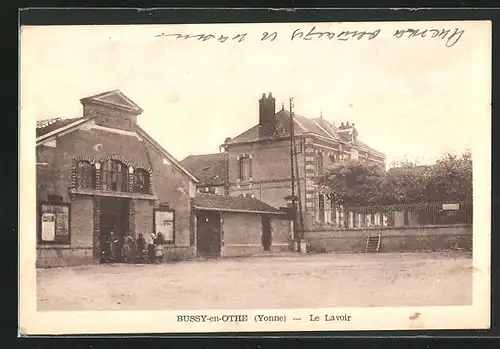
134,168 -> 150,194
239,156 -> 252,182
75,161 -> 96,189
102,160 -> 128,192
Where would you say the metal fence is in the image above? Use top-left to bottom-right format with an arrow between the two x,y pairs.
324,202 -> 472,228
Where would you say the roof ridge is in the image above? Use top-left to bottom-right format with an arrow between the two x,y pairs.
184,152 -> 225,158
136,125 -> 199,183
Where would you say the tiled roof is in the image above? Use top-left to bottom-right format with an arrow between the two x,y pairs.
223,109 -> 383,156
354,139 -> 379,155
36,117 -> 86,137
35,118 -> 199,183
180,153 -> 227,186
193,193 -> 284,214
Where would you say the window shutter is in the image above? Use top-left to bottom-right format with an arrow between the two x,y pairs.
249,157 -> 253,180
315,193 -> 320,222
237,157 -> 241,181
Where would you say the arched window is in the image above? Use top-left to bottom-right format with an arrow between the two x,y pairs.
134,168 -> 150,194
76,161 -> 96,189
102,159 -> 128,192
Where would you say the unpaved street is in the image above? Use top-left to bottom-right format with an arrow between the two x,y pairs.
37,252 -> 473,311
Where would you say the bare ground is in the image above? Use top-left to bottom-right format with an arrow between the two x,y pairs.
37,252 -> 473,311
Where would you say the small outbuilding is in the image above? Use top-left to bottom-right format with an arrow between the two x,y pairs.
192,193 -> 293,258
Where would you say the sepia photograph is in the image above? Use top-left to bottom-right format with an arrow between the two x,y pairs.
19,19 -> 491,334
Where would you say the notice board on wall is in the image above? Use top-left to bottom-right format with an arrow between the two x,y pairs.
155,210 -> 174,243
40,204 -> 70,243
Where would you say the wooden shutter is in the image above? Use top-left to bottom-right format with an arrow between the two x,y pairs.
249,156 -> 253,180
236,156 -> 241,181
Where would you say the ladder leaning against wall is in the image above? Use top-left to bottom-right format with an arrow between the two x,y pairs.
365,234 -> 381,253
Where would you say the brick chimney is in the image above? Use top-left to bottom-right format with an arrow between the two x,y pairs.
337,121 -> 358,143
259,92 -> 276,138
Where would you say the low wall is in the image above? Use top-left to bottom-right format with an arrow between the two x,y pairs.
222,244 -> 263,258
163,245 -> 196,261
271,243 -> 294,253
37,246 -> 93,268
36,245 -> 196,268
305,225 -> 472,253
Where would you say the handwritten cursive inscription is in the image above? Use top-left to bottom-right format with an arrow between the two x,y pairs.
154,26 -> 465,47
291,26 -> 381,41
155,32 -> 248,43
393,28 -> 464,47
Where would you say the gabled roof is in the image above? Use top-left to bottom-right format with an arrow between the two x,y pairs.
223,109 -> 343,144
193,193 -> 285,215
223,108 -> 384,158
354,139 -> 381,155
36,117 -> 87,138
35,89 -> 199,184
180,153 -> 227,186
80,89 -> 144,114
136,126 -> 199,183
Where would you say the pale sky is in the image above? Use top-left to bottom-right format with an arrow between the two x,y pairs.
20,21 -> 491,166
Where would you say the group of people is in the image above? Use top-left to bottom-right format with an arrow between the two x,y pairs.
104,231 -> 165,264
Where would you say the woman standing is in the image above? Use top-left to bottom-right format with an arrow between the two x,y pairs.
148,233 -> 156,263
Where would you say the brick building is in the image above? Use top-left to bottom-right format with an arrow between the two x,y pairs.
36,90 -> 200,267
221,93 -> 386,232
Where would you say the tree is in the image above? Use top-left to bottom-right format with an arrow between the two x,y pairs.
317,150 -> 472,206
379,163 -> 433,205
426,150 -> 472,203
316,159 -> 385,206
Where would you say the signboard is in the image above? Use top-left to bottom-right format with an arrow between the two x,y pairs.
41,213 -> 56,241
442,203 -> 460,211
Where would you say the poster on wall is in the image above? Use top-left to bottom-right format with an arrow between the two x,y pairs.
155,211 -> 174,242
55,209 -> 69,238
41,213 -> 56,241
40,204 -> 70,242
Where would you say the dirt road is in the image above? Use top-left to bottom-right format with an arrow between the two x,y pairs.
37,252 -> 473,311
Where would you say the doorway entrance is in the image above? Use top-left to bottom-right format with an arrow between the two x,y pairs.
196,211 -> 221,258
262,216 -> 272,251
99,197 -> 130,263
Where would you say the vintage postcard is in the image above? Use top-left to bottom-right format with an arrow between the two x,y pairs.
19,20 -> 491,335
